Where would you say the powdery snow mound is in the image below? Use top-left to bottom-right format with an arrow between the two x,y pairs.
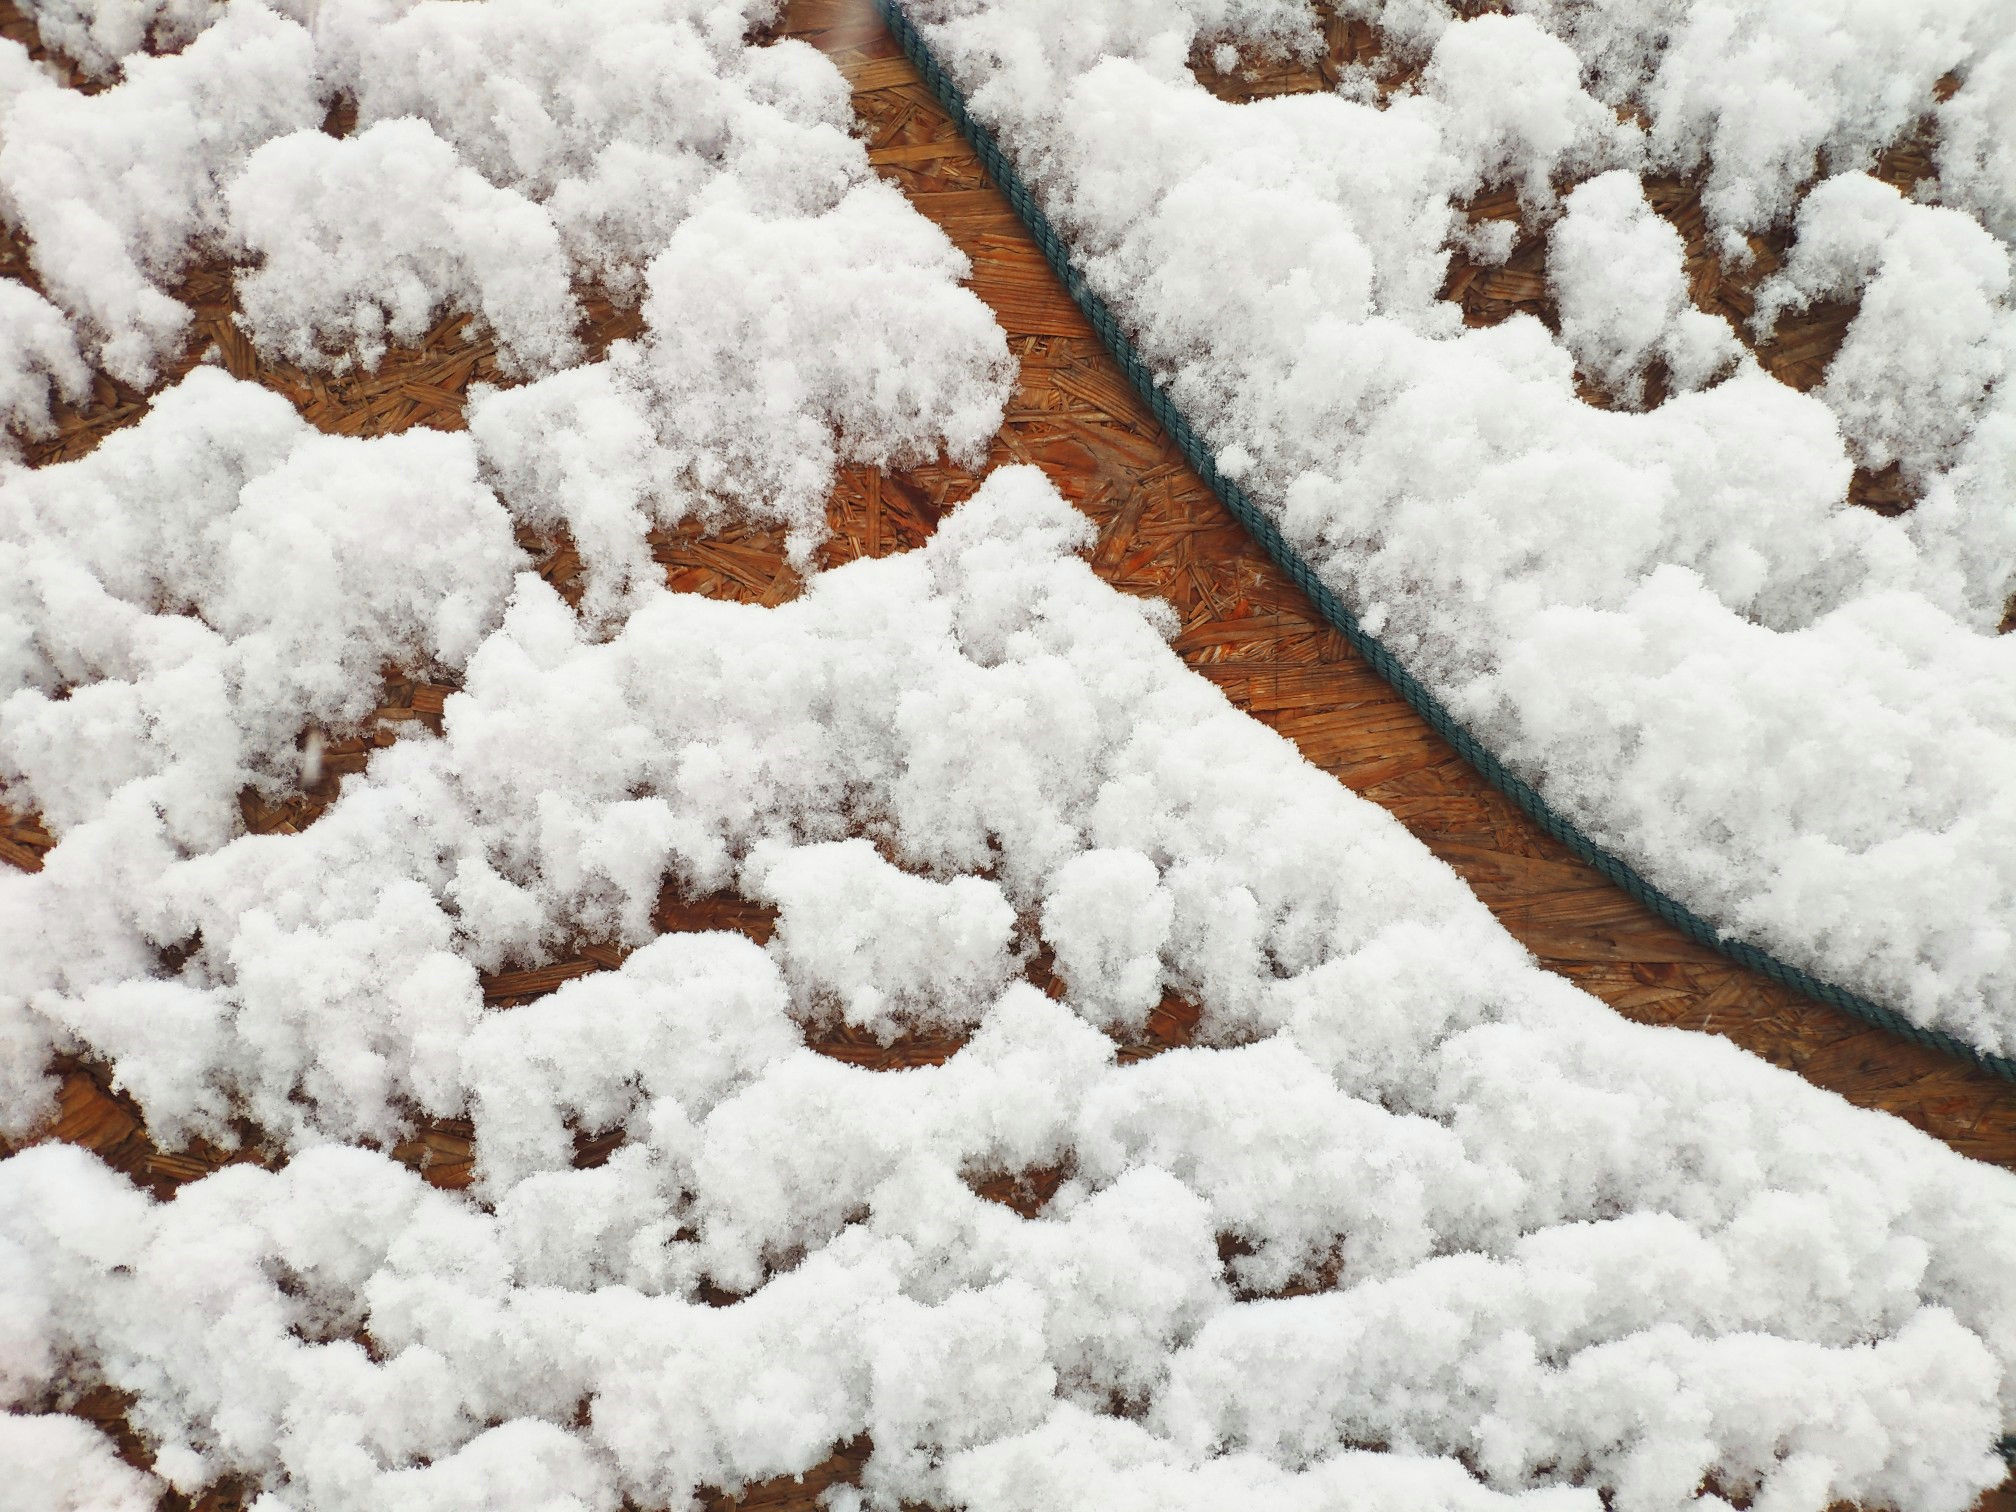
0,0 -> 1009,567
0,369 -> 523,855
910,0 -> 2016,1055
4,469 -> 2016,1512
0,1 -> 321,385
228,116 -> 586,378
0,1415 -> 161,1512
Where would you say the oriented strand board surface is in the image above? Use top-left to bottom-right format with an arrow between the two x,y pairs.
783,0 -> 2016,1172
2,0 -> 2011,1505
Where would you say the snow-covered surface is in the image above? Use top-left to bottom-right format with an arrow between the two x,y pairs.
8,0 -> 225,81
911,0 -> 2016,1056
7,468 -> 2016,1512
2,2 -> 2016,1510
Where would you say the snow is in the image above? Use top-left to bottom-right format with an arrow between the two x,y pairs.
1039,848 -> 1175,1029
914,0 -> 2016,1055
9,0 -> 226,81
1754,173 -> 2011,483
0,0 -> 989,398
0,1415 -> 161,1512
6,467 -> 2016,1512
1937,36 -> 2016,244
0,1 -> 321,384
2,2 -> 2015,1510
1420,14 -> 1633,216
1550,171 -> 1741,406
748,839 -> 1020,1039
0,278 -> 88,453
0,370 -> 521,852
229,117 -> 585,377
1501,0 -> 1984,253
471,179 -> 1010,586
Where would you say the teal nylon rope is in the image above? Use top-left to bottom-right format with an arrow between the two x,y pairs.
870,0 -> 2016,1098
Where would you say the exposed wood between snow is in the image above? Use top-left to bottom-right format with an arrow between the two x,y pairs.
781,0 -> 2016,1181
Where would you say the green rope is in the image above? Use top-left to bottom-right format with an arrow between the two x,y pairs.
870,0 -> 2016,1089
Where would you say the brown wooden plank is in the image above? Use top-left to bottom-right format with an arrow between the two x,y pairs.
779,0 -> 2016,1182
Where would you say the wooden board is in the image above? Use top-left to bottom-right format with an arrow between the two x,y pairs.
784,0 -> 2016,1173
1,0 -> 2009,1505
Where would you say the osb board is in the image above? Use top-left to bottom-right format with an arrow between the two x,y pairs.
785,0 -> 2016,1168
1189,0 -> 1957,516
1,0 -> 2011,1506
